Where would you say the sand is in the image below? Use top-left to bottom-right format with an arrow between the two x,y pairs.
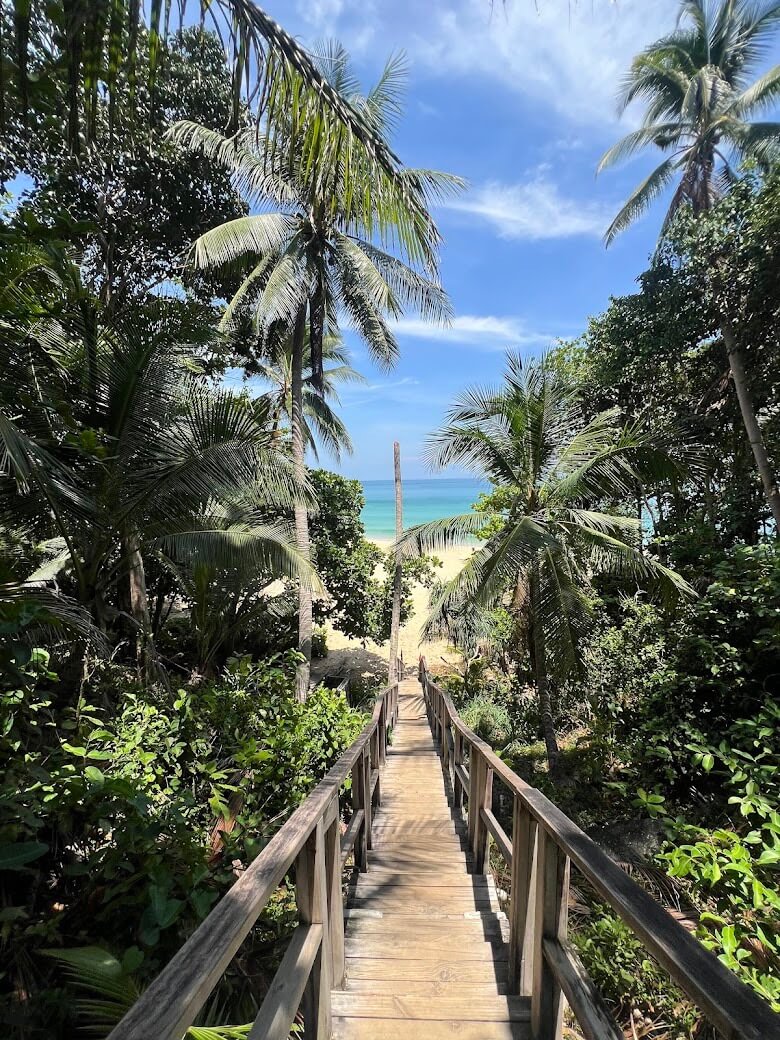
310,539 -> 473,687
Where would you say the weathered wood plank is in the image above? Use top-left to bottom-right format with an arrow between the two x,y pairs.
297,820 -> 332,1040
482,806 -> 512,864
340,809 -> 365,870
346,917 -> 506,938
332,1017 -> 530,1040
345,978 -> 509,996
542,937 -> 623,1040
331,993 -> 530,1022
348,891 -> 495,913
247,924 -> 322,1040
509,796 -> 536,997
345,934 -> 507,959
345,956 -> 507,983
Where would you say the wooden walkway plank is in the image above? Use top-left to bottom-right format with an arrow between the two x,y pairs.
334,680 -> 529,1039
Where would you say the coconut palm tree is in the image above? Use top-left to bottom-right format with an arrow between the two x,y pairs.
400,354 -> 693,776
252,330 -> 366,462
3,0 -> 424,217
174,44 -> 460,698
599,0 -> 780,529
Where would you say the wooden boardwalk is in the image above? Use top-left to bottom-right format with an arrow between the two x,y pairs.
109,667 -> 780,1040
334,680 -> 530,1039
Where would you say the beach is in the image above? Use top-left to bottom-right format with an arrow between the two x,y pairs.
310,538 -> 473,687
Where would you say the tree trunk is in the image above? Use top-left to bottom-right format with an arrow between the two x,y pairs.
529,569 -> 560,778
125,530 -> 151,675
388,441 -> 403,683
291,303 -> 312,701
722,320 -> 780,534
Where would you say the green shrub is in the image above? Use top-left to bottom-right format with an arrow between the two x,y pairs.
0,651 -> 364,1036
572,908 -> 698,1037
461,695 -> 512,748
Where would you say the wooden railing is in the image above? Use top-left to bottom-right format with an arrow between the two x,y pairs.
418,657 -> 780,1040
108,680 -> 399,1040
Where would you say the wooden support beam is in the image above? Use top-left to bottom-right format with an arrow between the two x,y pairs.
247,925 -> 322,1040
509,797 -> 536,997
297,820 -> 332,1040
542,937 -> 623,1040
325,800 -> 345,989
341,809 -> 366,871
530,830 -> 569,1040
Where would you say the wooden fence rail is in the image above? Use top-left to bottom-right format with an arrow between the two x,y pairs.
107,679 -> 399,1040
418,656 -> 780,1040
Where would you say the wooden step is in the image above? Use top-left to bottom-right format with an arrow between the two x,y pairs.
348,892 -> 497,914
345,956 -> 507,983
345,933 -> 506,959
344,978 -> 509,995
332,1017 -> 530,1039
331,993 -> 530,1022
353,874 -> 493,890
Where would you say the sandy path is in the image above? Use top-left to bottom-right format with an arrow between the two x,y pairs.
310,539 -> 472,687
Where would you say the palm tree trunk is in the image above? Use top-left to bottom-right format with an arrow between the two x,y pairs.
388,441 -> 403,683
291,303 -> 312,701
124,530 -> 151,674
530,569 -> 560,777
721,321 -> 780,533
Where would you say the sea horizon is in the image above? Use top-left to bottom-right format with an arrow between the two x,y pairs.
359,477 -> 487,539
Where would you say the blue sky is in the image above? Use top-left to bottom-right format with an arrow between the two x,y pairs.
258,0 -> 705,480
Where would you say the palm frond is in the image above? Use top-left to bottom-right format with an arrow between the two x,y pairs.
604,156 -> 679,245
192,215 -> 297,270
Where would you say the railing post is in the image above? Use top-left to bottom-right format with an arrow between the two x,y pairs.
296,820 -> 332,1040
351,752 -> 368,871
509,794 -> 537,996
371,727 -> 381,809
530,829 -> 569,1040
362,746 -> 373,851
467,749 -> 491,873
439,697 -> 449,765
324,797 -> 345,989
379,697 -> 387,766
453,729 -> 464,808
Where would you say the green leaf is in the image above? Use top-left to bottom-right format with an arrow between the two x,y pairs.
0,841 -> 48,869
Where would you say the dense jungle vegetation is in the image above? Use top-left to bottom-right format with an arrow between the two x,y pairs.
1,0 -> 780,1038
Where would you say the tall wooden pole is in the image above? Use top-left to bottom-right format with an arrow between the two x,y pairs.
388,442 -> 403,683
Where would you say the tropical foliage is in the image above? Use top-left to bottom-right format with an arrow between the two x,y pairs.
403,352 -> 693,771
174,42 -> 458,696
0,18 -> 448,1035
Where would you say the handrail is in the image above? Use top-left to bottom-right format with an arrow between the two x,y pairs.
418,656 -> 780,1040
108,680 -> 399,1040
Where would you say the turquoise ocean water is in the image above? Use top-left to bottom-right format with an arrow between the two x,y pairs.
360,478 -> 486,539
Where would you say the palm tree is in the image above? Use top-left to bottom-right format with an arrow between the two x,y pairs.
0,244 -> 311,672
599,0 -> 780,529
4,0 -> 424,212
401,354 -> 693,776
252,330 -> 366,462
175,44 -> 460,698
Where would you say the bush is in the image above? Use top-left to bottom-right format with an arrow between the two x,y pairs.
0,651 -> 364,1037
461,694 -> 512,748
572,908 -> 698,1038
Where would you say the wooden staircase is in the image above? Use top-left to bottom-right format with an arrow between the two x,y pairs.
109,662 -> 780,1040
334,681 -> 528,1038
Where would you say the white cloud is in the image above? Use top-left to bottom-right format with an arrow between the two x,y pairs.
410,0 -> 679,127
391,314 -> 561,349
354,376 -> 420,392
280,0 -> 678,129
444,177 -> 614,240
